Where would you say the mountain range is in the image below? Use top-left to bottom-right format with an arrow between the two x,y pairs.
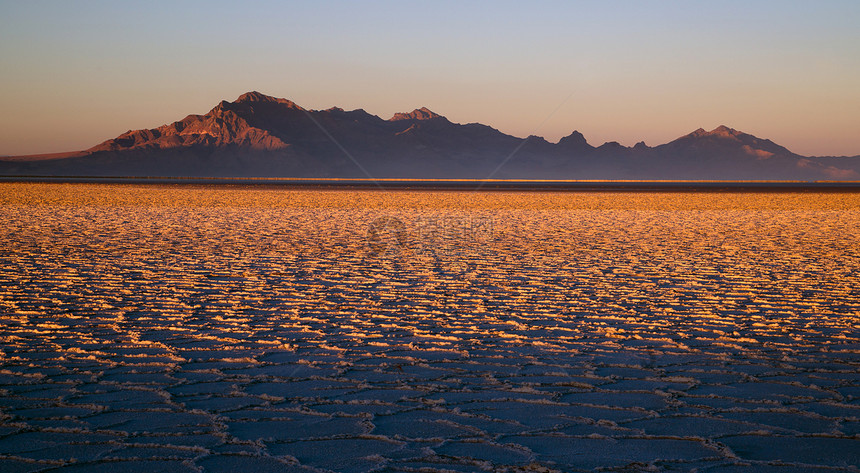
2,91 -> 859,180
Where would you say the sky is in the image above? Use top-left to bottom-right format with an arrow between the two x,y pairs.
1,0 -> 859,157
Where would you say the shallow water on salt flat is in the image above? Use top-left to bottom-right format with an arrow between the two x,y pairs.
1,183 -> 859,472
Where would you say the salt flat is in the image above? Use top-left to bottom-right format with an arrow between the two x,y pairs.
0,183 -> 859,472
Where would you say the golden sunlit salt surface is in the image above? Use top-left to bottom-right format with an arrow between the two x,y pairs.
1,183 -> 859,472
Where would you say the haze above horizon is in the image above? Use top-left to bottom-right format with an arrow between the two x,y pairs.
1,0 -> 859,157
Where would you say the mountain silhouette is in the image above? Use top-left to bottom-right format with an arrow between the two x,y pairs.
2,91 -> 858,179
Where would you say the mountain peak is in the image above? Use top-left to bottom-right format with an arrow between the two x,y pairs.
234,91 -> 302,108
236,91 -> 276,102
598,141 -> 626,150
662,124 -> 801,163
390,107 -> 442,121
688,125 -> 742,138
557,130 -> 592,150
711,125 -> 740,137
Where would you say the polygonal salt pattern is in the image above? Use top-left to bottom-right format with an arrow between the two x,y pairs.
0,184 -> 859,472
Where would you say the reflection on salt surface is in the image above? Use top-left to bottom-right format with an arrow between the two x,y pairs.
0,183 -> 859,472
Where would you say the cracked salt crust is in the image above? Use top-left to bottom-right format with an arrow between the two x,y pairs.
0,183 -> 859,472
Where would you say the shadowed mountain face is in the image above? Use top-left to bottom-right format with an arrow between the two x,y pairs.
2,92 -> 859,179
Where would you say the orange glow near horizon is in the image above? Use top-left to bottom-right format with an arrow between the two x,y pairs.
1,2 -> 858,157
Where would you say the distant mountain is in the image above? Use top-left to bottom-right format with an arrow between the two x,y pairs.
2,91 -> 858,180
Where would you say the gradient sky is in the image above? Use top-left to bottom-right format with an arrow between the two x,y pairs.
1,0 -> 859,156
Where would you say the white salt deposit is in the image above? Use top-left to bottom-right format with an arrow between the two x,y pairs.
0,183 -> 858,472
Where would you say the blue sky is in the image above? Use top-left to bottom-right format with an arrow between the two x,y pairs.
1,0 -> 858,155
